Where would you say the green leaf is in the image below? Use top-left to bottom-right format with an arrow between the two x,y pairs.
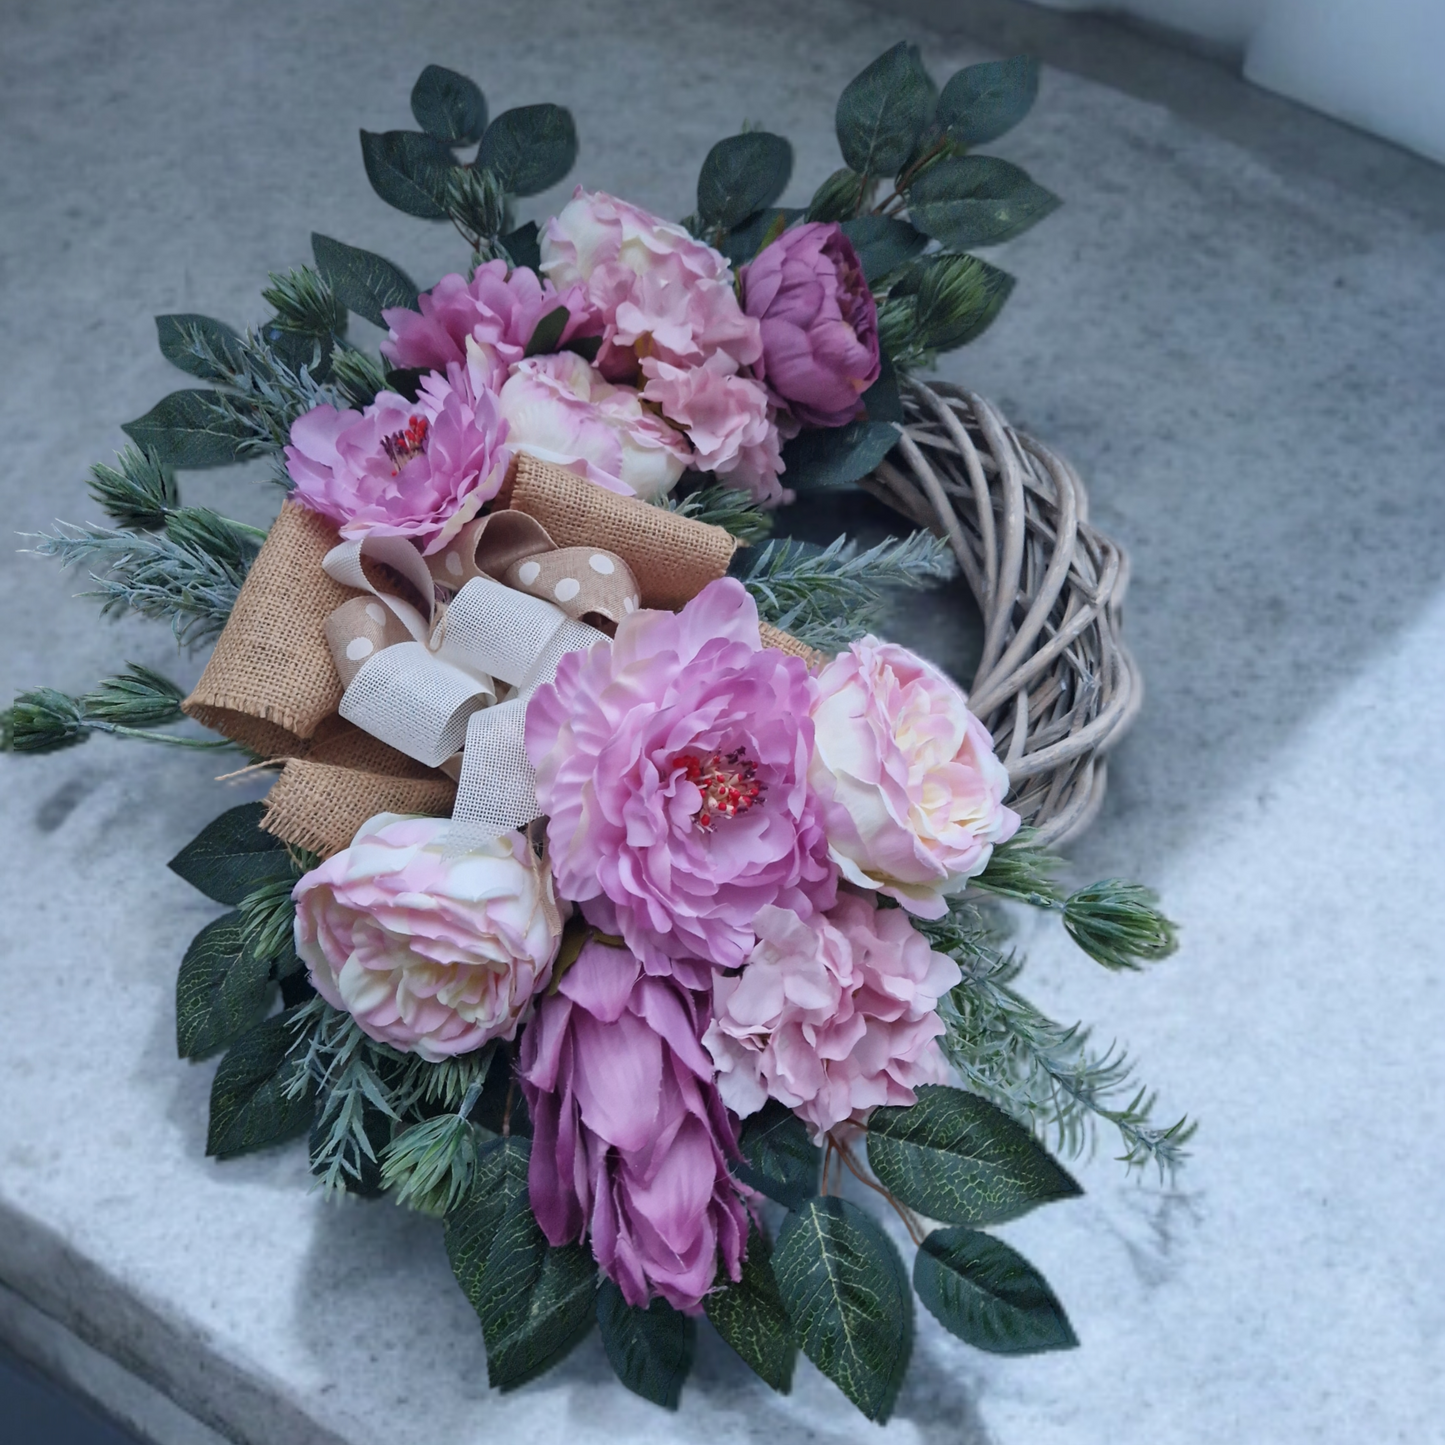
155,315 -> 245,382
773,1198 -> 912,1423
704,1220 -> 795,1393
838,214 -> 927,283
121,391 -> 251,469
168,802 -> 296,905
477,104 -> 578,197
206,1009 -> 313,1158
523,305 -> 570,358
862,350 -> 903,424
719,206 -> 802,268
736,1099 -> 821,1209
807,167 -> 867,223
410,64 -> 487,146
596,1283 -> 696,1410
359,129 -> 453,219
176,912 -> 273,1059
499,220 -> 542,272
697,131 -> 794,231
936,57 -> 1040,147
907,156 -> 1059,249
311,234 -> 419,329
836,42 -> 937,179
781,419 -> 898,494
867,1085 -> 1082,1227
444,1137 -> 597,1389
915,1227 -> 1077,1354
888,252 -> 1016,354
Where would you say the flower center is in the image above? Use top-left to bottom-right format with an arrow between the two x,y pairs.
381,414 -> 430,473
676,748 -> 764,830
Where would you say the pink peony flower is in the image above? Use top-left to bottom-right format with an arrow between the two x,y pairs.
704,890 -> 961,1140
499,350 -> 688,500
520,938 -> 748,1313
380,260 -> 597,392
292,815 -> 560,1063
741,221 -> 881,428
809,639 -> 1020,917
525,578 -> 837,975
284,354 -> 510,554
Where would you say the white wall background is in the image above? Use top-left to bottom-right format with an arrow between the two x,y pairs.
1030,0 -> 1445,165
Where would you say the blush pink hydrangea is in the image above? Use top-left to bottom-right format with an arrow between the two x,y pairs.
703,890 -> 961,1139
292,815 -> 561,1063
525,578 -> 837,976
284,353 -> 510,553
809,638 -> 1020,917
520,938 -> 748,1313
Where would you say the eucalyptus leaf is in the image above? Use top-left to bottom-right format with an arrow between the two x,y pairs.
121,391 -> 251,469
176,912 -> 272,1059
155,315 -> 245,382
410,64 -> 487,146
781,419 -> 898,493
499,220 -> 542,271
311,234 -> 419,328
862,350 -> 903,424
719,206 -> 802,268
915,1227 -> 1077,1354
477,104 -> 578,197
697,131 -> 793,231
807,167 -> 866,223
907,156 -> 1059,249
168,802 -> 296,905
936,57 -> 1040,147
773,1197 -> 912,1423
206,1009 -> 313,1159
838,214 -> 927,282
867,1085 -> 1082,1227
736,1099 -> 821,1209
596,1283 -> 696,1410
523,305 -> 570,358
836,42 -> 937,179
359,129 -> 454,219
704,1220 -> 795,1392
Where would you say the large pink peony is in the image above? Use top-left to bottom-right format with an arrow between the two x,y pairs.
809,638 -> 1020,917
499,351 -> 688,500
284,354 -> 510,553
526,578 -> 837,975
380,260 -> 597,392
741,221 -> 880,428
704,890 -> 960,1140
292,815 -> 561,1063
520,938 -> 748,1313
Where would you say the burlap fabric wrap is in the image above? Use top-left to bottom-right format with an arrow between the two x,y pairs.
184,457 -> 808,857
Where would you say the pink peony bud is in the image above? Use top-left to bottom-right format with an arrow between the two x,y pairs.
741,221 -> 881,429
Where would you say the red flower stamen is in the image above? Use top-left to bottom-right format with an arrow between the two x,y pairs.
380,414 -> 430,473
675,748 -> 764,830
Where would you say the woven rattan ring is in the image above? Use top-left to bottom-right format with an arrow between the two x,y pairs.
860,378 -> 1142,848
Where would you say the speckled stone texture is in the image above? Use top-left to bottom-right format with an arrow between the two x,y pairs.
2,2 -> 1443,1442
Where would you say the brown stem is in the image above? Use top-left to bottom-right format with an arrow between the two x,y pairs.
828,1131 -> 927,1244
872,135 -> 951,216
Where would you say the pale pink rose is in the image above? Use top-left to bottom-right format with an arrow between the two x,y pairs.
704,891 -> 960,1140
809,639 -> 1019,918
292,815 -> 560,1063
498,350 -> 688,499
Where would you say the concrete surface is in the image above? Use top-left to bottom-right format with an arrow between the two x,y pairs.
1,1 -> 1443,1443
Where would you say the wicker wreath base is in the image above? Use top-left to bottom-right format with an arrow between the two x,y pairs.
862,379 -> 1141,848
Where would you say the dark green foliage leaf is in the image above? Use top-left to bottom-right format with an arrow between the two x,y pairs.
907,156 -> 1059,249
565,334 -> 603,363
360,129 -> 454,219
773,1198 -> 912,1423
410,64 -> 487,145
311,234 -> 419,329
836,42 -> 937,179
807,167 -> 867,223
83,663 -> 185,727
597,1283 -> 696,1409
915,1227 -> 1077,1354
697,131 -> 794,231
445,1138 -> 595,1389
736,1099 -> 821,1209
121,391 -> 251,469
839,214 -> 927,282
524,305 -> 570,358
499,220 -> 542,272
704,1220 -> 795,1392
719,207 -> 802,268
867,1085 -> 1081,1227
176,912 -> 272,1059
936,57 -> 1040,147
971,827 -> 1065,906
862,350 -> 903,424
384,367 -> 427,403
262,322 -> 332,382
884,253 -> 1016,356
168,802 -> 296,905
206,1009 -> 313,1158
477,105 -> 578,197
86,446 -> 176,531
781,419 -> 898,493
155,315 -> 245,382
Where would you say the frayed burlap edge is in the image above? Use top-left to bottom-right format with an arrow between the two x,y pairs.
262,760 -> 457,858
